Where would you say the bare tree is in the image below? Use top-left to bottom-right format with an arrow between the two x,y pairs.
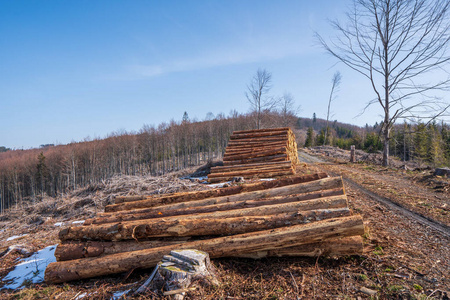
324,71 -> 342,145
279,92 -> 300,127
246,69 -> 276,129
317,0 -> 450,166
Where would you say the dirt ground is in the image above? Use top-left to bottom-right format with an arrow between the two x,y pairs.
0,151 -> 449,299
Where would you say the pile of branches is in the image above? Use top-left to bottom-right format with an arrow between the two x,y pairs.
309,146 -> 429,170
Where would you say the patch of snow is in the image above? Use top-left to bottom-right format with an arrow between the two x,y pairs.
1,244 -> 57,290
259,178 -> 275,181
111,289 -> 130,299
207,181 -> 232,188
74,292 -> 87,299
6,234 -> 28,241
75,292 -> 97,299
54,222 -> 64,227
72,220 -> 85,224
181,175 -> 208,181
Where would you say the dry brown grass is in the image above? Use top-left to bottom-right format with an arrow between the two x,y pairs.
1,162 -> 449,299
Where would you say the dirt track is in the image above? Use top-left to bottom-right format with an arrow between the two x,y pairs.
296,149 -> 449,298
298,150 -> 449,238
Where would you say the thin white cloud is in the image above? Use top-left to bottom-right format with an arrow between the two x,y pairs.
123,40 -> 312,79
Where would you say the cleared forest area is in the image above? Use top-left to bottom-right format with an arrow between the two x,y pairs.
0,146 -> 448,299
2,111 -> 449,215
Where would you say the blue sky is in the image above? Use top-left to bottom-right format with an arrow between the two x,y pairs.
0,0 -> 417,149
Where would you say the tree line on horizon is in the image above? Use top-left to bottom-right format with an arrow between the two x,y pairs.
0,111 -> 298,213
301,116 -> 450,167
1,109 -> 449,213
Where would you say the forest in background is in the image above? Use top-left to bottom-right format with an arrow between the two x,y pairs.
300,115 -> 450,168
0,110 -> 449,213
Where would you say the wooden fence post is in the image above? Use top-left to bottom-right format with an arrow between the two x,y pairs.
350,145 -> 356,163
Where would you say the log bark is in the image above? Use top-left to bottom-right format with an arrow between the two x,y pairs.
235,236 -> 363,258
226,138 -> 290,144
230,131 -> 289,140
210,164 -> 293,173
55,230 -> 360,262
113,173 -> 328,205
225,127 -> 299,165
210,161 -> 292,172
232,127 -> 291,134
45,215 -> 364,283
207,170 -> 294,182
86,195 -> 348,226
225,141 -> 288,150
109,188 -> 345,219
207,167 -> 294,179
224,141 -> 288,151
104,177 -> 344,214
61,208 -> 351,241
223,154 -> 288,166
108,174 -> 332,212
55,239 -> 189,261
115,195 -> 146,202
223,147 -> 287,161
224,145 -> 288,155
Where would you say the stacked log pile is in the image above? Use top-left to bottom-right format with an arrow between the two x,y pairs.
208,128 -> 300,183
45,174 -> 365,284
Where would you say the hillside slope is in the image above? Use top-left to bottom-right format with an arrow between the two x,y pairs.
0,159 -> 449,299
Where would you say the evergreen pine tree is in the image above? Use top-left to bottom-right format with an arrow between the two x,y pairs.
316,129 -> 325,146
427,123 -> 445,166
441,124 -> 450,166
304,127 -> 315,147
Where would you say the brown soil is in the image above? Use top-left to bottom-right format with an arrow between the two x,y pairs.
0,156 -> 449,299
302,147 -> 449,227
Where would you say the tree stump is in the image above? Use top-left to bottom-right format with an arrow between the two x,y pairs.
150,249 -> 220,299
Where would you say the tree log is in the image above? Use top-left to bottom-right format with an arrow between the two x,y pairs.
106,176 -> 342,213
223,147 -> 288,161
61,208 -> 351,241
55,239 -> 189,261
86,194 -> 348,225
225,140 -> 288,149
45,215 -> 364,283
113,173 -> 328,205
99,188 -> 346,223
226,138 -> 290,144
210,161 -> 292,172
223,146 -> 289,157
207,170 -> 294,182
230,131 -> 289,139
224,141 -> 288,151
235,236 -> 363,258
232,127 -> 291,134
55,231 -> 360,262
223,154 -> 288,166
207,166 -> 294,179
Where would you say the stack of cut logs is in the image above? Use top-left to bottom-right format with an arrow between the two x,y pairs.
208,128 -> 300,183
45,173 -> 365,283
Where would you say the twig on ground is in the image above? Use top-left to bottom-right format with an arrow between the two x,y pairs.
134,264 -> 160,295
